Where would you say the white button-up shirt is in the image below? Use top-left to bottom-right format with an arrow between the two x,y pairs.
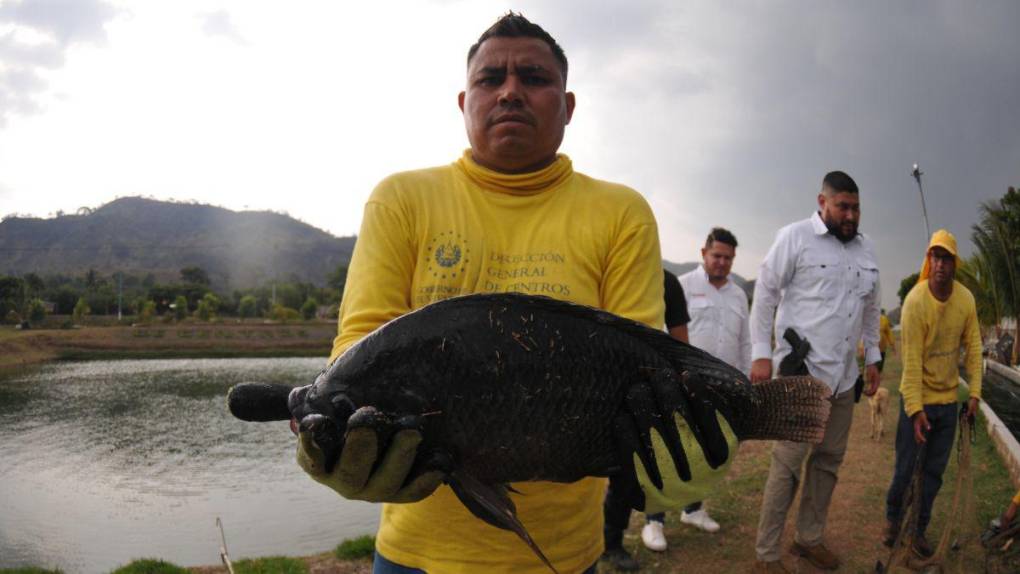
750,212 -> 882,395
679,265 -> 752,376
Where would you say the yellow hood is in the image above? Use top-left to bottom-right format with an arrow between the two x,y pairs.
918,229 -> 959,282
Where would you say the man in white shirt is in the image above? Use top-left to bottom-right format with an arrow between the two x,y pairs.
647,227 -> 748,545
680,227 -> 751,376
749,171 -> 881,573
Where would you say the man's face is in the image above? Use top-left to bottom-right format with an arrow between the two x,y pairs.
701,240 -> 735,282
459,36 -> 575,174
928,246 -> 956,287
817,189 -> 860,243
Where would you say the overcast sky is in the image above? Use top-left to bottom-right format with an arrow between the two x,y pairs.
1,0 -> 1018,310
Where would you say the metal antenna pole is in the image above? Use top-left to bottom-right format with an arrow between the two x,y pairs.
911,163 -> 932,241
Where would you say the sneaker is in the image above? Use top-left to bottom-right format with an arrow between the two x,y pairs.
750,559 -> 791,573
680,508 -> 721,533
641,521 -> 668,551
912,534 -> 934,559
600,546 -> 639,572
789,541 -> 840,570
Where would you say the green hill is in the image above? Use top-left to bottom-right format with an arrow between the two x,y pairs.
0,197 -> 355,290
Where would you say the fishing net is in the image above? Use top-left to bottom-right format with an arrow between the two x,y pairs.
878,405 -> 979,573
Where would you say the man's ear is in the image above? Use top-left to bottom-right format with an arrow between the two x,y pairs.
565,92 -> 576,124
816,192 -> 826,211
458,91 -> 466,113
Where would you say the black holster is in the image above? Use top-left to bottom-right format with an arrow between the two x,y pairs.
778,327 -> 811,377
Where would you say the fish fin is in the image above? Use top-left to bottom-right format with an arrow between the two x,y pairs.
730,377 -> 832,443
448,472 -> 559,574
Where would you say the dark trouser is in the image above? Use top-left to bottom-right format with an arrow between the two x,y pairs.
604,473 -> 635,549
877,350 -> 886,373
885,401 -> 958,536
604,474 -> 703,541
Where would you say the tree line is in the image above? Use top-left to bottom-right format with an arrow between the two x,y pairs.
0,264 -> 349,326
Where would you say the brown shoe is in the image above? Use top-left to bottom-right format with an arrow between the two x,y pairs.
882,521 -> 900,547
790,541 -> 840,570
912,534 -> 934,559
750,559 -> 791,573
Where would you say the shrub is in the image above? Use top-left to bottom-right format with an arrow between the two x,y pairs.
300,297 -> 318,320
238,295 -> 257,319
109,559 -> 189,574
232,556 -> 307,574
137,300 -> 156,323
269,304 -> 301,323
195,292 -> 220,321
28,298 -> 46,322
334,535 -> 375,560
72,297 -> 91,324
172,295 -> 188,321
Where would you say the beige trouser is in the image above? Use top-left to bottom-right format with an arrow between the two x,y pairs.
754,388 -> 855,561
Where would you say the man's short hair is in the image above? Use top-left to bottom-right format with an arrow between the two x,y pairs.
467,12 -> 568,81
822,171 -> 859,195
705,227 -> 738,249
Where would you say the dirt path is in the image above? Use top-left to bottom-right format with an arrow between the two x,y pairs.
611,353 -> 1012,573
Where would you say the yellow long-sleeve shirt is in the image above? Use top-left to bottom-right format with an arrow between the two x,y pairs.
899,279 -> 983,417
331,151 -> 664,574
880,314 -> 896,353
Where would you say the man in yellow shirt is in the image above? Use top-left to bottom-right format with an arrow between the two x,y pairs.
291,13 -> 718,574
883,229 -> 983,559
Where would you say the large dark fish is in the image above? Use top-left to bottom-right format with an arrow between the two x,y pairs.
228,293 -> 830,572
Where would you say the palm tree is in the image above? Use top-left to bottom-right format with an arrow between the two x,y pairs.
957,253 -> 1004,332
971,187 -> 1020,361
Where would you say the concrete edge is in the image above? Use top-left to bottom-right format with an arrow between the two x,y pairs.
964,360 -> 1020,489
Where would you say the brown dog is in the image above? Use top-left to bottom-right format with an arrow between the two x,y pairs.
869,387 -> 890,440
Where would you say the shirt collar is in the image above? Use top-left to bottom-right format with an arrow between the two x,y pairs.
810,211 -> 828,235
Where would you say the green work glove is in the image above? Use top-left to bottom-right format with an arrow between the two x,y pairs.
636,412 -> 738,515
296,420 -> 444,503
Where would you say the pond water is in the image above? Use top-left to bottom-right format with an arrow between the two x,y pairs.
0,358 -> 379,574
982,367 -> 1020,443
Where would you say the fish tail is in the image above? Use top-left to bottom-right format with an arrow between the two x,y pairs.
730,377 -> 831,443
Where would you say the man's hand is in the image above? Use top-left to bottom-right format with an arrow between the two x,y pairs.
750,359 -> 772,383
912,411 -> 931,444
296,412 -> 444,503
967,397 -> 979,420
863,364 -> 880,397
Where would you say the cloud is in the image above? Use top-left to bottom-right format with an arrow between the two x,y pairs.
530,0 -> 1020,308
198,10 -> 246,45
0,0 -> 118,126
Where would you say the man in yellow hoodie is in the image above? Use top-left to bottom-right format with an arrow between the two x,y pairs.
289,13 -> 731,574
883,229 -> 983,558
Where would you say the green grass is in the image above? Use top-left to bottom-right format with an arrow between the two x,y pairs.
0,568 -> 63,574
231,556 -> 308,574
334,534 -> 375,560
108,559 -> 189,574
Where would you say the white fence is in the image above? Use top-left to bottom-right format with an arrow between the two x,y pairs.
975,360 -> 1020,488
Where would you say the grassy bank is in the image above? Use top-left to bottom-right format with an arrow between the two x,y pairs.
0,321 -> 336,369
